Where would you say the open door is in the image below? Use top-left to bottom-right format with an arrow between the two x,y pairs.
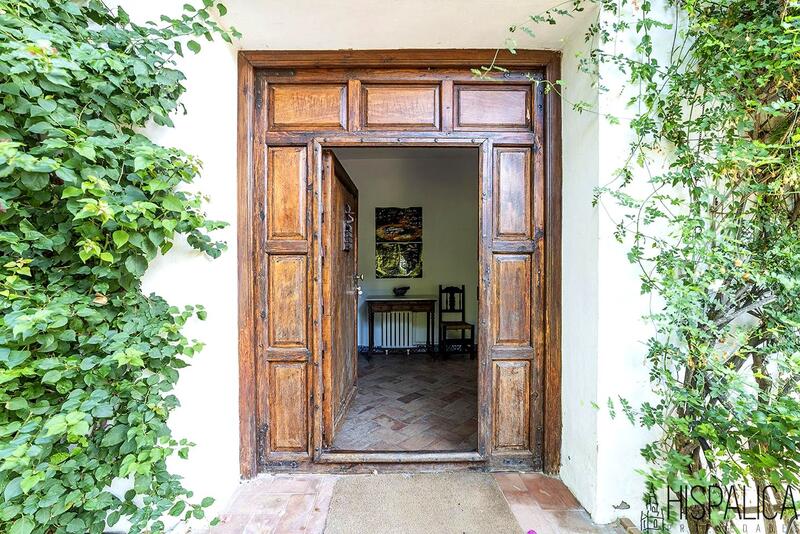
321,150 -> 359,447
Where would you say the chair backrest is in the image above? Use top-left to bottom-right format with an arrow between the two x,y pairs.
439,284 -> 466,322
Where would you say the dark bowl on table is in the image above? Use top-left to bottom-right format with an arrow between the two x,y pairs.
392,286 -> 410,296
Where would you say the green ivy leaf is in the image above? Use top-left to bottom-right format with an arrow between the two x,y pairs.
74,142 -> 96,161
41,370 -> 62,384
9,517 -> 34,534
124,255 -> 148,276
113,229 -> 130,248
6,398 -> 28,411
62,186 -> 83,198
169,500 -> 186,516
101,425 -> 128,447
4,477 -> 22,500
37,98 -> 57,113
162,194 -> 183,211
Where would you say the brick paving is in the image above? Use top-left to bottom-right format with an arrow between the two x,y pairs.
331,353 -> 478,451
208,473 -> 625,533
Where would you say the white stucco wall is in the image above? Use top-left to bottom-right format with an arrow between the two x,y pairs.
120,0 -> 661,527
559,11 -> 601,519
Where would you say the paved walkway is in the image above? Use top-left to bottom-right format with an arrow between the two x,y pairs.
208,472 -> 624,533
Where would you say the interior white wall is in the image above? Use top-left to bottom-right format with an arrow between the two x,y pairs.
115,0 -> 658,528
559,14 -> 601,519
334,148 -> 479,347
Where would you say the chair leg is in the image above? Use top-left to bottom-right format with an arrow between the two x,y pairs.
469,325 -> 476,359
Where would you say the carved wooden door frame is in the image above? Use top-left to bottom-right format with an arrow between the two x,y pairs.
237,50 -> 562,478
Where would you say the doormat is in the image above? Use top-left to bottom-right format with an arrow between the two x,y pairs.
324,473 -> 521,534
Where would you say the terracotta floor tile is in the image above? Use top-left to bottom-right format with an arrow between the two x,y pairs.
273,494 -> 316,532
503,491 -> 557,533
520,473 -> 583,511
548,510 -> 610,533
396,391 -> 424,403
209,513 -> 253,534
398,432 -> 440,450
494,472 -> 528,494
304,477 -> 337,534
254,494 -> 290,515
243,513 -> 281,533
260,477 -> 319,495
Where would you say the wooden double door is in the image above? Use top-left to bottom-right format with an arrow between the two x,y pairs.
239,50 -> 561,475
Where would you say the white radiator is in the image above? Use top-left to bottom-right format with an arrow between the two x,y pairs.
380,311 -> 416,349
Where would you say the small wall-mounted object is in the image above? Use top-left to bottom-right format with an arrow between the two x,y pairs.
343,203 -> 354,251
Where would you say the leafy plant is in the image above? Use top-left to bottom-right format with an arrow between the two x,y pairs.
0,1 -> 238,532
509,0 -> 800,532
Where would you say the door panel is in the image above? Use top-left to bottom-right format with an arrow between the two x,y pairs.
267,147 -> 307,240
494,148 -> 532,240
267,255 -> 307,348
268,362 -> 308,452
268,84 -> 347,130
322,150 -> 359,446
492,360 -> 531,451
361,84 -> 440,130
455,85 -> 531,130
492,254 -> 532,347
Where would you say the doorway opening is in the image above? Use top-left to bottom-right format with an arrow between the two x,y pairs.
322,147 -> 480,453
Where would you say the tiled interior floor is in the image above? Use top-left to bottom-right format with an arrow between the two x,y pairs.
208,473 -> 626,534
330,353 -> 478,451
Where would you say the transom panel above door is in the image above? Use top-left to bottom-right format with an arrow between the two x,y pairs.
260,76 -> 540,135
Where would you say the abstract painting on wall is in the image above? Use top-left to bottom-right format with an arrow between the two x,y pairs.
375,207 -> 422,278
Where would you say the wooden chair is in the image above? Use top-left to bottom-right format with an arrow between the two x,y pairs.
438,285 -> 475,358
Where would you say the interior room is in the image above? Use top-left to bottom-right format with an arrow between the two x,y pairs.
328,147 -> 479,452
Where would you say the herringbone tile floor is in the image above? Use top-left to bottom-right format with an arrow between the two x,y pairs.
330,353 -> 478,451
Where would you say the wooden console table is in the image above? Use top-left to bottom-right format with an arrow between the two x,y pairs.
365,295 -> 436,355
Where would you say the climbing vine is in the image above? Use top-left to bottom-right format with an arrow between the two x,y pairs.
0,1 -> 237,533
509,0 -> 800,532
